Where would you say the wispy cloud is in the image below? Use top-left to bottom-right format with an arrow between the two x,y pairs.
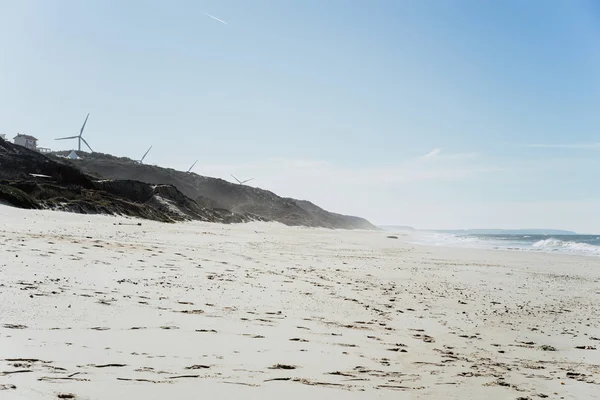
421,148 -> 478,160
423,148 -> 442,158
524,143 -> 600,149
203,11 -> 228,25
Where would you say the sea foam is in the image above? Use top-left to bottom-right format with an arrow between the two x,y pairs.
411,232 -> 600,257
531,238 -> 600,256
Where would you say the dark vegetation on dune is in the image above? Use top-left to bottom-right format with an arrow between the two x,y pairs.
0,140 -> 259,223
0,139 -> 375,228
51,151 -> 376,229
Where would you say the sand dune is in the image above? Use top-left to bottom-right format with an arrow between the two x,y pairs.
1,205 -> 599,399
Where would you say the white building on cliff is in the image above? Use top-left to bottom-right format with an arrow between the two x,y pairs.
13,134 -> 38,150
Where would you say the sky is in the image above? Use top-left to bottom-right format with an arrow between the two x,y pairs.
1,0 -> 600,232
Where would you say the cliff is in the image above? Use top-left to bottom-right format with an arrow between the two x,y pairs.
0,140 -> 259,224
51,151 -> 376,230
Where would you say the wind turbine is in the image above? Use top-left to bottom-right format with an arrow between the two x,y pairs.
55,113 -> 93,152
231,174 -> 254,185
187,160 -> 198,173
137,146 -> 152,164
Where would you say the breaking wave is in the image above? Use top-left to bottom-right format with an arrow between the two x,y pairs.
412,232 -> 600,257
531,238 -> 600,256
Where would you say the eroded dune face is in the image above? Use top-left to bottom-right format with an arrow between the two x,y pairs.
1,140 -> 374,228
0,141 -> 259,223
55,151 -> 376,229
1,206 -> 599,399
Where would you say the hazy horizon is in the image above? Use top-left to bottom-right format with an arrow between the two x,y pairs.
2,1 -> 600,232
379,225 -> 592,234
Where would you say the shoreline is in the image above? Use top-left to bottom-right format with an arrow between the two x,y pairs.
1,206 -> 599,399
401,230 -> 600,259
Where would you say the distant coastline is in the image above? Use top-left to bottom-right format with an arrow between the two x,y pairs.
380,227 -> 578,235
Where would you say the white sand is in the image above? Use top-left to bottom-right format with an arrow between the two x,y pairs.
0,205 -> 599,399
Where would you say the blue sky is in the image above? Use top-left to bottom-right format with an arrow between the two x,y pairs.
1,0 -> 600,231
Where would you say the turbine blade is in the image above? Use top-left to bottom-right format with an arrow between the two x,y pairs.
55,136 -> 79,140
188,160 -> 198,172
230,174 -> 242,184
81,137 -> 93,152
141,146 -> 152,162
241,178 -> 254,184
80,113 -> 90,136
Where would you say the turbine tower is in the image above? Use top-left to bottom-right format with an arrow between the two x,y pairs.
187,160 -> 198,173
137,146 -> 152,164
55,113 -> 93,152
231,174 -> 254,185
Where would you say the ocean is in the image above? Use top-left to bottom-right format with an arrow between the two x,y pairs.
412,232 -> 600,257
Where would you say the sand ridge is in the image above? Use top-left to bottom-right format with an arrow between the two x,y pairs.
0,206 -> 599,399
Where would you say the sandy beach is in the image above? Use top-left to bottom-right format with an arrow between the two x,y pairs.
1,205 -> 599,399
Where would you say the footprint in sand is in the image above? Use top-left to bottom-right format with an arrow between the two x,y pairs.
387,348 -> 408,353
269,364 -> 297,370
243,334 -> 265,339
289,338 -> 309,342
413,333 -> 435,343
3,324 -> 27,329
89,364 -> 127,368
185,364 -> 211,370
